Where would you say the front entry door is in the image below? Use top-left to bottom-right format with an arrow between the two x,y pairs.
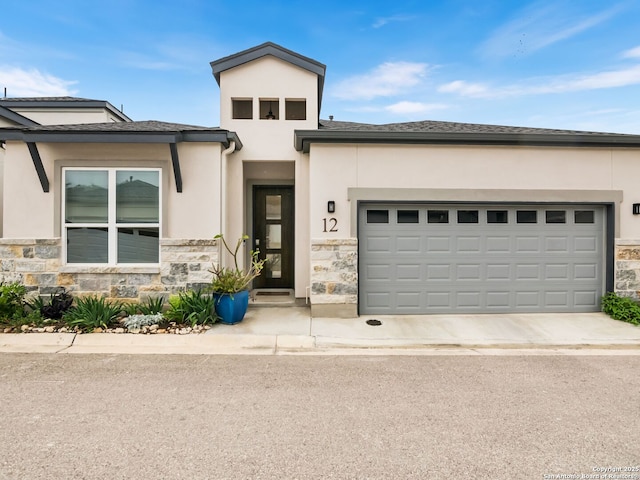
253,186 -> 294,289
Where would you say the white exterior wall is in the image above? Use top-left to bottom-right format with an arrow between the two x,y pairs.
309,143 -> 640,239
219,56 -> 318,298
9,108 -> 124,125
2,141 -> 221,239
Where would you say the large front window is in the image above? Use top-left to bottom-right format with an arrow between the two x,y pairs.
63,168 -> 160,264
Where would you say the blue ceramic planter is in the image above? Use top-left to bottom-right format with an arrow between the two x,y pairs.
213,290 -> 250,325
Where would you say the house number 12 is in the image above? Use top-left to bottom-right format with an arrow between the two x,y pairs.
323,218 -> 338,232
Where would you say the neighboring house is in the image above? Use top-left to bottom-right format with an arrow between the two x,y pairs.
2,42 -> 640,318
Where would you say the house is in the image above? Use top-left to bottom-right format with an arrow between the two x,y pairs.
2,42 -> 640,318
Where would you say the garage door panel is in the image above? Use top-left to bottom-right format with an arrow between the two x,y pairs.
366,236 -> 391,251
487,291 -> 510,307
397,236 -> 421,252
457,236 -> 481,253
457,291 -> 481,307
545,264 -> 569,280
486,264 -> 511,280
516,236 -> 541,253
545,237 -> 569,253
426,264 -> 451,280
575,291 -> 598,307
396,264 -> 421,280
575,263 -> 597,280
575,236 -> 597,252
427,237 -> 451,252
359,203 -> 604,314
545,291 -> 569,307
486,236 -> 511,253
456,264 -> 482,280
397,292 -> 421,308
516,264 -> 540,280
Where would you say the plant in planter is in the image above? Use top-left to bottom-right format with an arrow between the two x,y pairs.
209,234 -> 265,324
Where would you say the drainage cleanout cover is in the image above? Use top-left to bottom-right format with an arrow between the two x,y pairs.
366,319 -> 382,326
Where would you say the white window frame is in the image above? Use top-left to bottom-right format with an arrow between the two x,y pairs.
62,167 -> 162,266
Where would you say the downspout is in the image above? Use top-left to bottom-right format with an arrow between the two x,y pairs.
220,140 -> 236,267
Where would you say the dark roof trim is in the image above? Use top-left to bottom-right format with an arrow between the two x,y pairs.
26,142 -> 49,192
0,129 -> 243,150
169,143 -> 183,193
294,130 -> 640,153
0,98 -> 132,122
210,42 -> 326,114
0,106 -> 39,127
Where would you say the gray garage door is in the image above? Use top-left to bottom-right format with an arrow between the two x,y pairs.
359,204 -> 605,314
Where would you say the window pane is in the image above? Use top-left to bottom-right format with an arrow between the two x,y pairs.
266,224 -> 281,249
428,210 -> 449,223
118,228 -> 159,263
266,195 -> 281,220
285,100 -> 306,120
266,253 -> 282,279
487,210 -> 508,223
397,210 -> 419,223
232,99 -> 252,119
367,210 -> 389,223
67,227 -> 108,263
517,210 -> 537,223
116,171 -> 159,223
260,99 -> 279,120
65,170 -> 108,223
546,210 -> 566,224
575,210 -> 595,224
457,210 -> 479,223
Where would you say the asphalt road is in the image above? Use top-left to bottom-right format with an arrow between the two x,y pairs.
0,354 -> 639,480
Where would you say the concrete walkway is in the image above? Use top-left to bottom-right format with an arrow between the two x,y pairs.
1,307 -> 640,355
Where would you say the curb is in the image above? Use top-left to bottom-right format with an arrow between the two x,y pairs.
1,332 -> 640,355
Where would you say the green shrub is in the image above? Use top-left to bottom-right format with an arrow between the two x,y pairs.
165,290 -> 218,327
64,296 -> 124,331
123,296 -> 166,316
0,282 -> 27,320
601,292 -> 640,326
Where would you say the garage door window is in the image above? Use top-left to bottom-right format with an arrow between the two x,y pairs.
517,210 -> 537,223
546,210 -> 566,223
487,210 -> 508,223
428,210 -> 449,223
457,210 -> 478,223
367,210 -> 389,223
575,210 -> 595,223
398,210 -> 419,223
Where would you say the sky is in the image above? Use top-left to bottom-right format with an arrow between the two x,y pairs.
2,0 -> 640,133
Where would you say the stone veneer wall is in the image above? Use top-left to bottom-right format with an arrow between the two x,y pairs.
615,240 -> 640,298
310,238 -> 358,317
0,238 -> 218,301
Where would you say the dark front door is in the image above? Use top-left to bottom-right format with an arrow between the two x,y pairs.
253,186 -> 294,289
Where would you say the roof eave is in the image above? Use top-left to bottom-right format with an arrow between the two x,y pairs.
294,130 -> 640,153
0,129 -> 243,150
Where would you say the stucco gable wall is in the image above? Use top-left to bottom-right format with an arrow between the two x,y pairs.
9,108 -> 123,125
2,141 -> 222,239
220,56 -> 318,160
308,143 -> 640,238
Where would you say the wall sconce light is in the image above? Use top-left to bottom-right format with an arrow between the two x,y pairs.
327,201 -> 335,213
633,204 -> 640,215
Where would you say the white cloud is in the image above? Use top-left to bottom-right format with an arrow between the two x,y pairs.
372,14 -> 415,29
438,64 -> 640,99
438,80 -> 489,96
480,2 -> 623,58
332,62 -> 429,100
384,101 -> 448,115
622,46 -> 640,59
0,66 -> 77,97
